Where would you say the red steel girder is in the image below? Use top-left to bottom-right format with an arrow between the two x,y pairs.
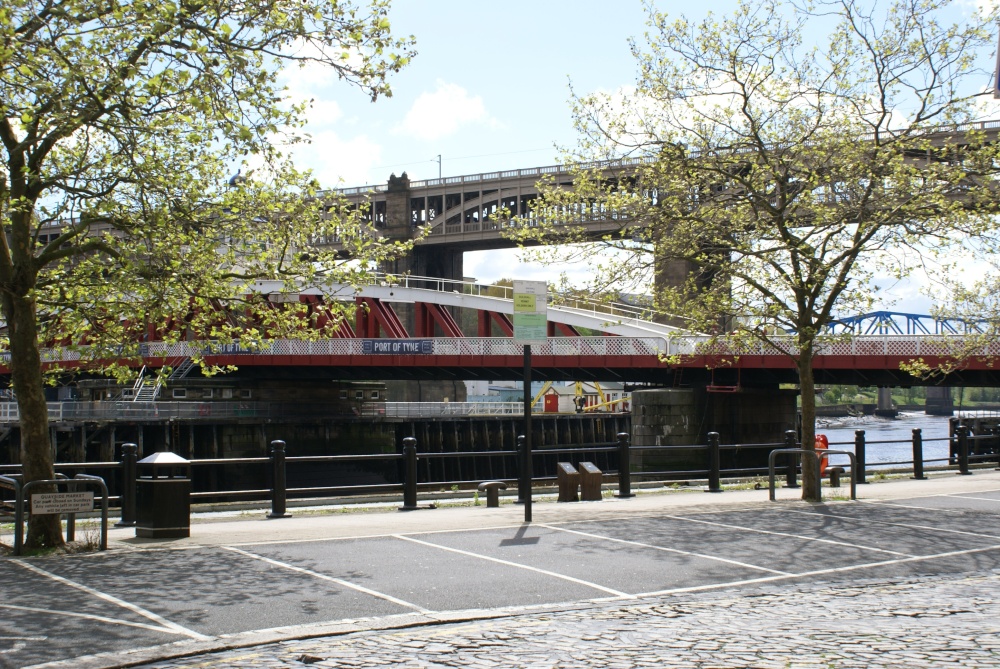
416,302 -> 464,337
548,321 -> 581,337
478,310 -> 514,337
356,297 -> 409,338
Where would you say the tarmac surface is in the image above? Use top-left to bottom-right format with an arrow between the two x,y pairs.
3,471 -> 1000,668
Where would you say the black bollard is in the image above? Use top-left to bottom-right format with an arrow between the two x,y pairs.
706,432 -> 722,493
949,417 -> 959,464
268,440 -> 291,518
616,432 -> 634,498
401,437 -> 419,510
912,428 -> 926,480
957,425 -> 971,476
854,430 -> 867,484
115,443 -> 137,527
784,430 -> 799,489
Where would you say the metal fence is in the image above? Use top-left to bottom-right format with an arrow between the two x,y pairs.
1,426 -> 996,531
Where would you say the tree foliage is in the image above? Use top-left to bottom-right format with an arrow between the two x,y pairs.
1,0 -> 415,548
510,0 -> 1000,500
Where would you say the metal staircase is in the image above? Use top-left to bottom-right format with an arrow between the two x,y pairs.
129,357 -> 195,402
168,357 -> 196,381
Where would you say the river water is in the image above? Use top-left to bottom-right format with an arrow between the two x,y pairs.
816,412 -> 955,469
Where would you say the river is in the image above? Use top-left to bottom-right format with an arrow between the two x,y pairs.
817,412 -> 955,469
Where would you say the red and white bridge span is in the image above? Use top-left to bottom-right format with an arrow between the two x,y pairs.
19,276 -> 995,387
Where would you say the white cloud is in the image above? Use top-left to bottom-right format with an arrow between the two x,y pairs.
291,131 -> 384,188
302,99 -> 344,129
394,81 -> 502,141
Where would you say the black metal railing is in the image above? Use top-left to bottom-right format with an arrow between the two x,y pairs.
2,426 -> 998,526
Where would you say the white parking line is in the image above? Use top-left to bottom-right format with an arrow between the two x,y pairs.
938,494 -> 1000,502
560,512 -> 913,560
0,603 -> 189,635
11,560 -> 209,640
635,542 -> 1000,598
654,513 -> 915,557
222,546 -> 430,613
392,534 -> 634,599
784,508 -> 1000,541
539,524 -> 791,575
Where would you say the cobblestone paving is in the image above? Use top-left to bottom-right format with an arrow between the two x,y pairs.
138,572 -> 1000,668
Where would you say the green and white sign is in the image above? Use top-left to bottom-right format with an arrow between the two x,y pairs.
513,280 -> 547,344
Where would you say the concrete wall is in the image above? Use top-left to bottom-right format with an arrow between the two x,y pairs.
631,387 -> 797,475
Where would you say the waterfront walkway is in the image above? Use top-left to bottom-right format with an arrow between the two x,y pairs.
5,472 -> 1000,668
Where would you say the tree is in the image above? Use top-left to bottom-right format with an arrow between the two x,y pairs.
1,0 -> 415,549
510,0 -> 1000,500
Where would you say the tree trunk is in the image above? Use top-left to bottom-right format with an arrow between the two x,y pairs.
4,291 -> 64,549
797,345 -> 820,502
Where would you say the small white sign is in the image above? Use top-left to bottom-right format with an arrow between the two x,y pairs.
31,491 -> 94,515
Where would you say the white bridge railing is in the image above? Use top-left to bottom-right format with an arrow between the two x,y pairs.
332,119 -> 1000,195
7,334 -> 994,365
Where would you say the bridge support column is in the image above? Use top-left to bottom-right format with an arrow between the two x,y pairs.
874,387 -> 897,418
653,254 -> 728,330
376,173 -> 471,404
925,386 -> 954,416
631,387 -> 797,474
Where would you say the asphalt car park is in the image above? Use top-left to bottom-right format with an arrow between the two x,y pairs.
3,487 -> 1000,669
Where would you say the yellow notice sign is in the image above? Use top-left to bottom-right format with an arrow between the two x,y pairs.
514,294 -> 538,312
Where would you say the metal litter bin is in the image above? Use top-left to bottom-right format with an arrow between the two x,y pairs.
135,452 -> 191,538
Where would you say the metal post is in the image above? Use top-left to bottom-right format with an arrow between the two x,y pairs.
912,428 -> 926,480
957,425 -> 971,476
116,443 -> 137,527
706,432 -> 722,493
994,428 -> 1000,471
268,440 -> 291,518
854,429 -> 867,484
616,432 -> 633,498
10,477 -> 23,556
66,477 -> 76,543
401,437 -> 419,510
516,435 -> 526,504
784,430 -> 799,489
522,345 -> 532,523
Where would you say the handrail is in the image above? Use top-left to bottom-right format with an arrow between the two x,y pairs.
0,474 -> 108,555
329,119 -> 1000,195
6,332 -> 996,373
768,448 -> 857,502
1,426 -> 993,524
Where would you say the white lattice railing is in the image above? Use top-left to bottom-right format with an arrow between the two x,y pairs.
138,335 -> 1000,359
3,334 -> 995,366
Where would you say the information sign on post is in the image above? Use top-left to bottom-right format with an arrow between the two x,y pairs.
512,280 -> 547,344
512,280 -> 546,523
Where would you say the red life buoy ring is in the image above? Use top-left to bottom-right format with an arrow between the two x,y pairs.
815,434 -> 829,476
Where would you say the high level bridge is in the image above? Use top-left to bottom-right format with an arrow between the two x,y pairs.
325,120 -> 1000,285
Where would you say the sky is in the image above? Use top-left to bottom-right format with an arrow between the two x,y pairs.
278,0 -> 995,316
